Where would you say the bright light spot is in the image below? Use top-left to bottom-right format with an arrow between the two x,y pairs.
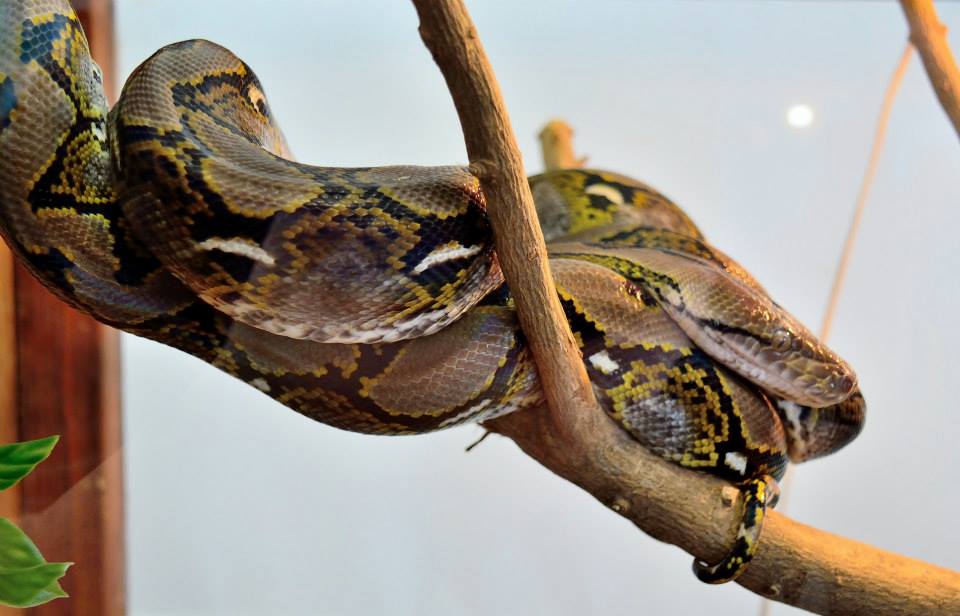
786,104 -> 815,128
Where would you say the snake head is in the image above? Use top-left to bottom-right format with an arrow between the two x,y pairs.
668,265 -> 858,408
584,246 -> 860,408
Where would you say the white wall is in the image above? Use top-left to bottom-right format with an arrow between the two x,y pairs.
116,2 -> 960,615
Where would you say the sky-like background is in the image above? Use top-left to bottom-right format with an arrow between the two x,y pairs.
114,2 -> 960,615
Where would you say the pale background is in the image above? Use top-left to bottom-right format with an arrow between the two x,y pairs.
114,1 -> 960,615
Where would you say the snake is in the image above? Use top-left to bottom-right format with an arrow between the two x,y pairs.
0,0 -> 865,585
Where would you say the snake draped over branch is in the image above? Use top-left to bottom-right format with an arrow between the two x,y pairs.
0,0 -> 865,584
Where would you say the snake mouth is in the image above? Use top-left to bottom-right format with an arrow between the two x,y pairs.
778,363 -> 858,408
768,328 -> 858,406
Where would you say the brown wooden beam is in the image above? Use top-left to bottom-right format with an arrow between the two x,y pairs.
0,244 -> 21,616
14,273 -> 124,616
0,1 -> 125,614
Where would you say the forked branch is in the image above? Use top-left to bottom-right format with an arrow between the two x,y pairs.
411,1 -> 960,614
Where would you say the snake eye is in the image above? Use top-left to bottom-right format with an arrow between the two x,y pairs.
771,328 -> 793,353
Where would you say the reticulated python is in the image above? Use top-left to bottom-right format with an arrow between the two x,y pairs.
0,0 -> 865,584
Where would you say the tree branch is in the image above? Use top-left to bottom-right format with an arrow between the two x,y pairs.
411,0 -> 602,444
487,404 -> 960,615
900,0 -> 960,139
411,2 -> 960,614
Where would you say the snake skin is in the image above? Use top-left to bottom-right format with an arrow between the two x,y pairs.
0,0 -> 865,584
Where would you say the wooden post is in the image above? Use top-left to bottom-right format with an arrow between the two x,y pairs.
0,253 -> 18,531
0,1 -> 125,614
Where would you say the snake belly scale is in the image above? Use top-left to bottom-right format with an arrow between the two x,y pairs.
0,0 -> 865,584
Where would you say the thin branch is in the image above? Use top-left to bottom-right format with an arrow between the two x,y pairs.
900,0 -> 960,139
412,3 -> 960,614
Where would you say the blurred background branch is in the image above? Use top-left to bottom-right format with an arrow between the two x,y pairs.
539,120 -> 587,171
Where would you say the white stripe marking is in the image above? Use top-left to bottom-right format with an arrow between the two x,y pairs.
585,183 -> 625,205
198,237 -> 276,266
724,451 -> 748,475
413,243 -> 482,274
588,350 -> 620,375
440,399 -> 493,428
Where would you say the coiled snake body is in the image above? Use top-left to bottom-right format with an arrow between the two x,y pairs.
0,0 -> 865,583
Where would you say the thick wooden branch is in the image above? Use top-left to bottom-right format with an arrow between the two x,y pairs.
900,0 -> 960,138
486,404 -> 960,615
411,0 -> 603,442
411,3 -> 960,614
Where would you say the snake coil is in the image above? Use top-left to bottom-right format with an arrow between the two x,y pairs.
0,0 -> 865,584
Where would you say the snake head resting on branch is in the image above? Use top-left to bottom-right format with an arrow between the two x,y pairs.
0,0 -> 864,585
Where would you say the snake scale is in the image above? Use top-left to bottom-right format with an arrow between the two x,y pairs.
0,0 -> 865,584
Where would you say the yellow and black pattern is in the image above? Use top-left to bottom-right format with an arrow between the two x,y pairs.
693,475 -> 780,584
0,0 -> 866,584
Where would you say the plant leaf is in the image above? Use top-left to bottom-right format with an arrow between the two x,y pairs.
0,563 -> 71,608
0,436 -> 59,491
0,518 -> 71,607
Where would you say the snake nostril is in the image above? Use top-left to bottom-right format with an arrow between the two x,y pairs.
825,374 -> 854,396
839,375 -> 855,394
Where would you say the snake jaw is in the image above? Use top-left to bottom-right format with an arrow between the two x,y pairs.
804,370 -> 857,404
784,357 -> 858,408
752,317 -> 859,407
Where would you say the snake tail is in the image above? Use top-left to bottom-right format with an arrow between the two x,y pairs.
692,475 -> 780,584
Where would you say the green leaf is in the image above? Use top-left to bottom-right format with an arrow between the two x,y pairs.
0,563 -> 70,607
0,518 -> 71,607
0,435 -> 59,491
